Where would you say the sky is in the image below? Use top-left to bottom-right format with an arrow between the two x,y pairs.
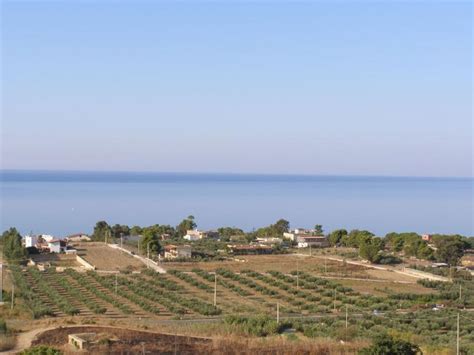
1,1 -> 472,177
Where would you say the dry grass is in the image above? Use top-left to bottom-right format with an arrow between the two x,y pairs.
212,335 -> 366,354
76,243 -> 145,271
336,279 -> 436,296
167,254 -> 367,276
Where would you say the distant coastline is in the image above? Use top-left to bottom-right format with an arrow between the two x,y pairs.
1,169 -> 472,183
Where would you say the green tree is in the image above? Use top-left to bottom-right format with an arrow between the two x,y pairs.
176,215 -> 197,237
111,224 -> 130,239
217,227 -> 245,241
141,229 -> 162,255
92,221 -> 111,241
1,228 -> 27,264
273,219 -> 290,235
130,225 -> 143,236
314,225 -> 324,235
434,236 -> 465,266
358,333 -> 420,355
359,237 -> 384,263
328,229 -> 347,246
343,230 -> 374,248
252,219 -> 290,238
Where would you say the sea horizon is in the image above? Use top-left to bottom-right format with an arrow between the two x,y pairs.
1,169 -> 472,237
1,169 -> 473,182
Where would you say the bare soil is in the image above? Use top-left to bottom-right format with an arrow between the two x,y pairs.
75,243 -> 145,271
32,326 -> 213,354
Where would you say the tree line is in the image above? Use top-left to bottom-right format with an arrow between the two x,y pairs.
328,229 -> 472,266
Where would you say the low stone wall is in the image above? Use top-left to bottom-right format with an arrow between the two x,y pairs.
76,255 -> 95,270
107,244 -> 166,273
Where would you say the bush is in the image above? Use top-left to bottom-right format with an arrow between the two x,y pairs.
224,315 -> 291,337
0,319 -> 6,334
358,333 -> 420,355
20,345 -> 62,355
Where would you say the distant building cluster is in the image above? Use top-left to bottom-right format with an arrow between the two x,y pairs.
183,229 -> 219,241
23,233 -> 89,254
284,228 -> 329,248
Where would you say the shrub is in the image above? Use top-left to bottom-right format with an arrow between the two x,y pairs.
358,333 -> 421,355
19,345 -> 62,355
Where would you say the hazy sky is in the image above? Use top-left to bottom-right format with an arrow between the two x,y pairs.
2,1 -> 472,177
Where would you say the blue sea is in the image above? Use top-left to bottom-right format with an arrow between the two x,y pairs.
0,170 -> 472,237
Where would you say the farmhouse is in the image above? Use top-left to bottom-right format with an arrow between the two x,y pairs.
256,237 -> 283,245
164,244 -> 192,259
47,239 -> 66,253
24,234 -> 69,253
283,228 -> 323,241
183,230 -> 206,241
24,235 -> 38,248
422,234 -> 432,242
296,236 -> 329,248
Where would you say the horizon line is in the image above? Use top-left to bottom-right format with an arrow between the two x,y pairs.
1,168 -> 472,180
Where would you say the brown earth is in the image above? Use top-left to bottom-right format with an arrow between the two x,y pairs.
75,243 -> 145,271
32,326 -> 213,354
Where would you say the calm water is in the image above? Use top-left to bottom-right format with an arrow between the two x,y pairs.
0,171 -> 472,237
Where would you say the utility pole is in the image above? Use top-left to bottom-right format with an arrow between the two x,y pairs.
459,284 -> 462,301
213,273 -> 217,307
296,259 -> 299,290
345,304 -> 348,329
147,242 -> 150,269
0,264 -> 3,303
120,233 -> 123,249
277,302 -> 280,324
11,282 -> 14,310
456,312 -> 460,355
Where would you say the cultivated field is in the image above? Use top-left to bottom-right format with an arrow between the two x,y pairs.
4,248 -> 474,354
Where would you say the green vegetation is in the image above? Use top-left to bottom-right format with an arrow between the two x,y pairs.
92,220 -> 112,241
176,215 -> 197,237
250,219 -> 290,239
19,346 -> 62,355
65,269 -> 133,314
10,266 -> 53,318
28,268 -> 79,315
1,228 -> 27,264
358,334 -> 420,355
224,314 -> 291,336
0,319 -> 6,334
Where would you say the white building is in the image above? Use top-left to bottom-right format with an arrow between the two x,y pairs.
296,236 -> 329,248
47,240 -> 62,253
256,237 -> 283,245
41,234 -> 55,243
183,230 -> 206,241
24,235 -> 38,248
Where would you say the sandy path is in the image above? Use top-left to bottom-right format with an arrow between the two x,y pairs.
5,326 -> 55,354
